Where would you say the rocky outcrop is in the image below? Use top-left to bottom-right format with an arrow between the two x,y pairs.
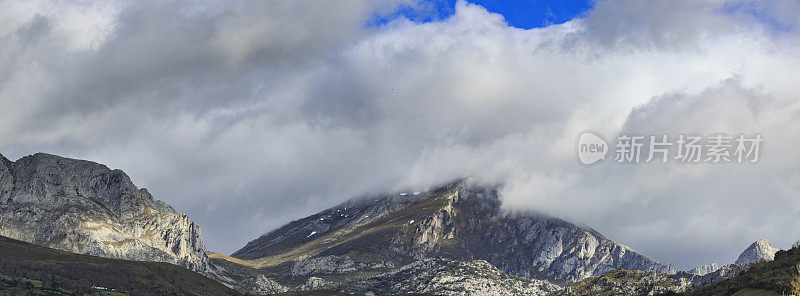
553,264 -> 749,296
207,261 -> 289,295
344,258 -> 560,296
552,269 -> 692,296
0,153 -> 208,272
688,263 -> 719,276
736,238 -> 780,265
684,263 -> 745,289
291,255 -> 396,276
298,276 -> 336,291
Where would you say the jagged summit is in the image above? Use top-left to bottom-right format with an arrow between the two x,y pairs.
230,178 -> 674,285
0,152 -> 208,271
736,238 -> 780,265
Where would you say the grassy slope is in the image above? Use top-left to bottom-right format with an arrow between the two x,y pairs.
548,269 -> 680,296
0,236 -> 240,296
731,289 -> 781,296
216,189 -> 455,270
1,273 -> 129,295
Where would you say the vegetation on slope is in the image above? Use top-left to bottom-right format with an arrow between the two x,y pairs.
687,246 -> 800,296
1,273 -> 130,295
548,269 -> 685,296
0,236 -> 240,296
554,244 -> 800,296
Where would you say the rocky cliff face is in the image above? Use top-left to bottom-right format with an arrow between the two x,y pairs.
735,238 -> 780,265
0,153 -> 208,272
231,179 -> 674,285
393,183 -> 676,284
688,263 -> 719,276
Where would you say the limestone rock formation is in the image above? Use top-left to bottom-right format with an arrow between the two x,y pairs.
348,258 -> 561,296
688,263 -> 719,276
0,153 -> 208,272
735,238 -> 780,265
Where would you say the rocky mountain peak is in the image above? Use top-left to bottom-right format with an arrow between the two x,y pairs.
735,238 -> 780,265
230,178 -> 675,285
0,152 -> 208,272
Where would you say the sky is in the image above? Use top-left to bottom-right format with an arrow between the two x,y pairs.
369,0 -> 593,28
1,0 -> 800,270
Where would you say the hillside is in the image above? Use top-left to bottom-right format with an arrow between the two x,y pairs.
687,245 -> 800,295
548,269 -> 690,296
0,235 -> 239,296
547,239 -> 797,296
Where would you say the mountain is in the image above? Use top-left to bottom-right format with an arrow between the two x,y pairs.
688,243 -> 800,295
736,239 -> 780,265
0,153 -> 208,272
0,235 -> 239,296
219,179 -> 673,294
551,239 -> 784,295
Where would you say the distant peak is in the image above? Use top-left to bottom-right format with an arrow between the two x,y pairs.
688,262 -> 719,276
736,238 -> 780,265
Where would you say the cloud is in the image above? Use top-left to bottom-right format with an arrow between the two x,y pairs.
1,0 -> 799,269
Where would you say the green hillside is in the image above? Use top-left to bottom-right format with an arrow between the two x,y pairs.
0,236 -> 240,296
688,246 -> 800,296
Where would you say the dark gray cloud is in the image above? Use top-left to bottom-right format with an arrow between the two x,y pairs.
1,0 -> 799,270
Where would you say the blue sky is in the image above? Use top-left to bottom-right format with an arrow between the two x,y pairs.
371,0 -> 594,29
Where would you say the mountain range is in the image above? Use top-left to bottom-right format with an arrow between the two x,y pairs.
0,152 -> 794,295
